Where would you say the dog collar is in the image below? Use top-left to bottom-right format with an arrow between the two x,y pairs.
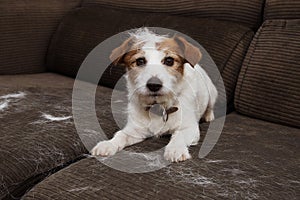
145,104 -> 178,122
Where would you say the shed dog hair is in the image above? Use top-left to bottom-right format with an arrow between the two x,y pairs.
92,28 -> 217,162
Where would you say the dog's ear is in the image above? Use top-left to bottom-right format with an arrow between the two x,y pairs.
110,37 -> 133,66
174,36 -> 202,67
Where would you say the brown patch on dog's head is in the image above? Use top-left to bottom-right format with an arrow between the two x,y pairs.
123,50 -> 145,69
110,39 -> 143,84
110,37 -> 147,70
157,36 -> 202,68
157,39 -> 185,77
164,51 -> 186,78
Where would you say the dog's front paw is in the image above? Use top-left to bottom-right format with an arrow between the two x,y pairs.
91,141 -> 118,156
164,144 -> 191,162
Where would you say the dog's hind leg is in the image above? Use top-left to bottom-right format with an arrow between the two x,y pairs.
202,76 -> 218,122
203,106 -> 215,122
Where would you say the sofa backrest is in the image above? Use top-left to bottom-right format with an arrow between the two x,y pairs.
82,0 -> 264,29
46,6 -> 255,113
235,0 -> 300,128
0,0 -> 81,75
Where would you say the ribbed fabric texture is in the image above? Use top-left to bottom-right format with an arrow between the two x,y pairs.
235,20 -> 300,128
82,0 -> 264,29
0,83 -> 86,199
264,0 -> 300,20
218,31 -> 254,112
0,0 -> 81,75
46,6 -> 253,107
0,73 -> 120,199
23,113 -> 300,199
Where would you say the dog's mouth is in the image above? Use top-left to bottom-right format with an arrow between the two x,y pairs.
148,92 -> 163,97
133,87 -> 176,107
135,92 -> 165,106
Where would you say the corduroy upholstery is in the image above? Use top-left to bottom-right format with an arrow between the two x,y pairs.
22,113 -> 300,200
1,1 -> 300,199
46,6 -> 254,110
0,0 -> 81,75
235,20 -> 300,128
0,74 -> 81,199
0,72 -> 140,199
264,0 -> 300,20
82,0 -> 264,29
0,73 -> 118,199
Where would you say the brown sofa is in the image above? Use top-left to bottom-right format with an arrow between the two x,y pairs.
0,0 -> 299,199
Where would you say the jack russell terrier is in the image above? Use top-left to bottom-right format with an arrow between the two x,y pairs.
91,28 -> 217,162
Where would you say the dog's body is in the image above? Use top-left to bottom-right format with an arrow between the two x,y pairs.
92,28 -> 217,162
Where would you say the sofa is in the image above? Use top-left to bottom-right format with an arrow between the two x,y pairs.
0,0 -> 299,199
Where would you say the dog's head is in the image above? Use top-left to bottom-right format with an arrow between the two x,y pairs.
110,28 -> 202,107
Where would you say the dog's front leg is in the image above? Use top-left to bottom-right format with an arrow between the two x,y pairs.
91,126 -> 146,156
164,121 -> 200,162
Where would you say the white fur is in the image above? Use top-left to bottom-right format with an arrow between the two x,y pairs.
0,100 -> 9,111
42,113 -> 72,121
92,29 -> 218,162
0,92 -> 26,99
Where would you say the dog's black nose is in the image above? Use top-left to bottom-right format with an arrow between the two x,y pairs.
146,77 -> 163,92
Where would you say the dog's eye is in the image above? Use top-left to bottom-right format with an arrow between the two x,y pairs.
136,57 -> 146,66
164,57 -> 174,66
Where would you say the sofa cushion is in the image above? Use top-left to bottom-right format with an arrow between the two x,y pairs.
0,0 -> 81,75
0,73 -> 120,199
47,6 -> 254,111
264,0 -> 300,20
22,112 -> 300,199
235,20 -> 300,128
82,0 -> 264,29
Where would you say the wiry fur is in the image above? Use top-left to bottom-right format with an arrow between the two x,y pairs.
92,28 -> 218,162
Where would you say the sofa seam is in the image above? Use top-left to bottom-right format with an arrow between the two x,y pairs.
235,22 -> 265,111
222,29 -> 254,75
220,28 -> 254,108
6,154 -> 88,199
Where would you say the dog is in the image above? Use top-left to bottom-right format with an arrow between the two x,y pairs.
91,28 -> 217,162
